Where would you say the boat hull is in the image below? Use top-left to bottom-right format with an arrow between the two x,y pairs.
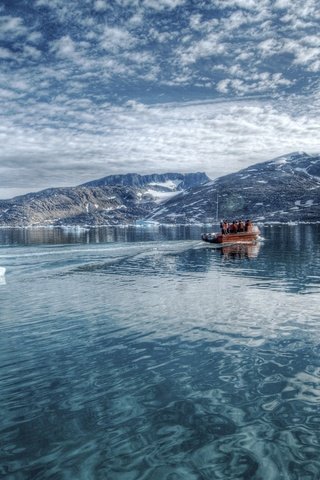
201,230 -> 260,244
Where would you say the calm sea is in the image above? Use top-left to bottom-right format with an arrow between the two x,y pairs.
0,224 -> 319,480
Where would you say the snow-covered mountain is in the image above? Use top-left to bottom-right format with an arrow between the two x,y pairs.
148,152 -> 320,224
82,172 -> 208,191
0,172 -> 209,226
0,153 -> 319,226
81,172 -> 209,206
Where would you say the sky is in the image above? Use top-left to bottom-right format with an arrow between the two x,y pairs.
0,0 -> 320,198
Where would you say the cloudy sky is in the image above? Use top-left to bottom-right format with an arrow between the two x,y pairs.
1,0 -> 320,198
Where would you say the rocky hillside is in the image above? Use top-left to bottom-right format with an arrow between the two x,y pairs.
82,172 -> 208,190
0,153 -> 319,226
0,173 -> 209,226
148,152 -> 320,224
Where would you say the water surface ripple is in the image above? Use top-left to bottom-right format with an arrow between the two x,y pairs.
0,225 -> 319,479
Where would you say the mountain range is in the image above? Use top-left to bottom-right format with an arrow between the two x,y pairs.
0,152 -> 319,226
0,173 -> 209,227
148,152 -> 320,224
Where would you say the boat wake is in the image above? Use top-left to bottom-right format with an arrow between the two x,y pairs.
0,241 -> 201,278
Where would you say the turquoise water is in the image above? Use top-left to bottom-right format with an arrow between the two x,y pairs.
0,224 -> 319,479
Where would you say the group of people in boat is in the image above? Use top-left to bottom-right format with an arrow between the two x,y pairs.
220,219 -> 253,235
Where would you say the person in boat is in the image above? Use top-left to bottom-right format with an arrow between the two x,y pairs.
221,220 -> 229,234
229,221 -> 238,233
245,219 -> 253,232
238,220 -> 245,232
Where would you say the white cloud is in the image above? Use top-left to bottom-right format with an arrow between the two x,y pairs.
275,0 -> 320,30
258,38 -> 282,57
149,28 -> 174,43
273,0 -> 291,8
216,79 -> 230,94
303,36 -> 320,47
0,47 -> 12,59
35,0 -> 72,22
294,47 -> 320,70
23,45 -> 42,60
236,51 -> 253,61
225,10 -> 251,29
101,26 -> 138,52
122,50 -> 154,65
9,79 -> 30,91
0,88 -> 21,99
35,0 -> 54,6
114,0 -> 140,6
50,35 -> 92,68
281,39 -> 320,72
0,14 -> 43,59
28,31 -> 42,44
143,0 -> 186,10
162,71 -> 193,86
51,35 -> 77,58
1,97 -> 319,197
189,14 -> 202,30
93,0 -> 108,11
129,11 -> 144,26
217,71 -> 292,95
0,16 -> 27,38
213,0 -> 267,11
178,33 -> 226,65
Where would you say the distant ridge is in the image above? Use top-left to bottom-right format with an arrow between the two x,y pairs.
148,152 -> 320,224
81,172 -> 209,190
0,172 -> 209,227
0,153 -> 319,226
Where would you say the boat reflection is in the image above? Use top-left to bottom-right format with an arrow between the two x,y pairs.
220,242 -> 261,260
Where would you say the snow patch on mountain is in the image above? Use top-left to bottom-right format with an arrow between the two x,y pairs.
149,180 -> 182,190
144,189 -> 179,204
274,158 -> 287,165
